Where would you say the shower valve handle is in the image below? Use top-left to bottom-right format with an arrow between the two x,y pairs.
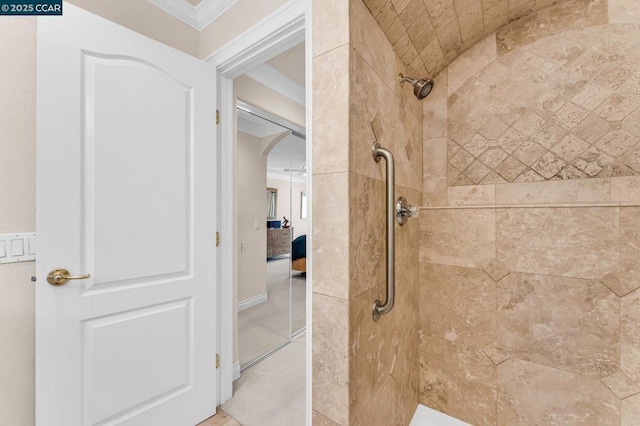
396,196 -> 418,226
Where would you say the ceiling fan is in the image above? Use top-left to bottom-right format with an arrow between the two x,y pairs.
283,166 -> 307,175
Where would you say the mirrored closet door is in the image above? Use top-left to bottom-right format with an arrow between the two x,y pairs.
236,103 -> 307,370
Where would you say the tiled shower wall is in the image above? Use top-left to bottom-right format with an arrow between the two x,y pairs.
312,0 -> 423,424
420,1 -> 640,424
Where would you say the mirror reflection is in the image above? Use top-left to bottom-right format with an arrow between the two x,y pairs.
236,105 -> 307,370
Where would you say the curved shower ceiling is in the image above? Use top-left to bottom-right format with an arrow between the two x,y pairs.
362,0 -> 583,77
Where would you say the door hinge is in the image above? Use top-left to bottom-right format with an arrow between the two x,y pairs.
216,109 -> 220,125
216,353 -> 220,369
216,231 -> 220,247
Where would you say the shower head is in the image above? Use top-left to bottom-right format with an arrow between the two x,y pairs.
399,73 -> 434,100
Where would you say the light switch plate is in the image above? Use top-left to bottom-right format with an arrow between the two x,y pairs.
0,233 -> 36,264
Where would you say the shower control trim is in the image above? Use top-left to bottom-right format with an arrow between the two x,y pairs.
396,196 -> 418,226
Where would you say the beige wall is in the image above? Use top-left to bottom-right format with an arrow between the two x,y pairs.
418,2 -> 640,424
66,0 -> 199,56
0,18 -> 36,425
0,3 -> 198,424
237,131 -> 268,302
311,0 -> 422,423
198,0 -> 289,59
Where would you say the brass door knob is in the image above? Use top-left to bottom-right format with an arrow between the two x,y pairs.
46,268 -> 91,286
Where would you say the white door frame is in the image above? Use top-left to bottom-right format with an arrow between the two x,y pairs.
205,0 -> 310,416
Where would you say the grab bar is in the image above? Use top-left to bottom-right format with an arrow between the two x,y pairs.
372,142 -> 395,321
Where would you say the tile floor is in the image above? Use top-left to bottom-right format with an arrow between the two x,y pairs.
198,409 -> 241,426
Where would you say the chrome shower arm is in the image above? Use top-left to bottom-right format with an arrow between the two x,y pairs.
372,142 -> 395,321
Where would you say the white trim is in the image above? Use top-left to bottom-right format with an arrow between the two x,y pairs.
238,292 -> 268,311
303,5 -> 312,425
245,63 -> 306,106
206,0 -> 305,78
147,0 -> 238,31
196,0 -> 238,30
218,76 -> 236,405
232,362 -> 241,381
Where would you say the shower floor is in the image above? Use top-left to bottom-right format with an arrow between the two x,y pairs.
410,405 -> 471,426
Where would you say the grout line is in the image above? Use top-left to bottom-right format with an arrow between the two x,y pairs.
312,42 -> 350,60
421,260 -> 615,283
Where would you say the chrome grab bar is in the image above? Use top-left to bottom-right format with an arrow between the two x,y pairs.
372,142 -> 395,321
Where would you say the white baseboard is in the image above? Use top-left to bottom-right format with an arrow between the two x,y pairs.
232,361 -> 241,381
238,292 -> 268,311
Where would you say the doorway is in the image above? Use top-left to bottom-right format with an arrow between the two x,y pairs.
214,25 -> 308,423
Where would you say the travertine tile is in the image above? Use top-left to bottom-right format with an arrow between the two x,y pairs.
351,48 -> 422,191
622,393 -> 640,426
621,288 -> 640,384
610,0 -> 640,24
423,72 -> 448,139
552,102 -> 590,131
312,46 -> 350,175
530,152 -> 566,179
497,358 -> 620,425
601,371 -> 640,400
621,208 -> 640,267
601,265 -> 640,297
312,173 -> 350,299
495,177 -> 611,204
612,176 -> 640,202
312,0 -> 349,57
420,208 -> 496,268
349,174 -> 385,296
423,137 -> 448,206
351,0 -> 398,94
420,335 -> 497,425
594,94 -> 639,122
446,24 -> 640,185
312,293 -> 349,425
496,0 -> 608,55
447,184 -> 495,205
497,273 -> 619,378
483,343 -> 510,366
483,259 -> 510,282
596,130 -> 640,158
350,281 -> 419,426
572,114 -> 611,144
496,207 -> 619,279
496,156 -> 528,181
420,264 -> 496,349
312,410 -> 340,426
448,34 -> 496,96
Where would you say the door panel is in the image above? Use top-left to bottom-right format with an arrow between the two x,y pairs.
85,299 -> 191,424
36,5 -> 216,425
86,53 -> 192,289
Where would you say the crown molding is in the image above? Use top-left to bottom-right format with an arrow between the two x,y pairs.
245,62 -> 305,106
148,0 -> 238,31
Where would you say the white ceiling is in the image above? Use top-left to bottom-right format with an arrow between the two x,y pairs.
267,42 -> 305,86
243,41 -> 306,106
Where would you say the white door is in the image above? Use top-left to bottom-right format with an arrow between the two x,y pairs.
36,4 -> 217,425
